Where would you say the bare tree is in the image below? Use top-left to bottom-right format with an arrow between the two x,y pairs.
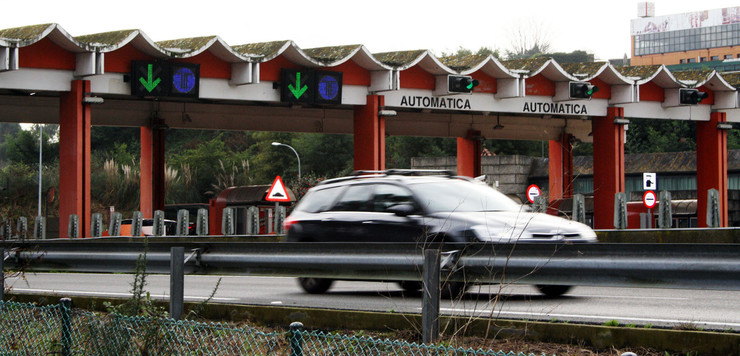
505,19 -> 552,60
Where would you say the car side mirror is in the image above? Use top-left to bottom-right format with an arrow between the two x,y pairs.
387,203 -> 415,217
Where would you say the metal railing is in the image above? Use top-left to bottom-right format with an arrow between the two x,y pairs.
2,239 -> 739,342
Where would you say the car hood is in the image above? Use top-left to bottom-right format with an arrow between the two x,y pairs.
430,210 -> 597,243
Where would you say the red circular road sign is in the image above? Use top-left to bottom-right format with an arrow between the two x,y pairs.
643,190 -> 657,209
526,184 -> 541,203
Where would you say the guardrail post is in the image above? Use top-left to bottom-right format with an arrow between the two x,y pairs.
422,249 -> 441,344
170,247 -> 184,320
572,193 -> 586,224
153,210 -> 165,236
707,188 -> 720,228
90,213 -> 103,237
275,205 -> 286,234
1,218 -> 10,240
176,209 -> 189,236
108,212 -> 122,237
67,215 -> 79,238
131,211 -> 143,237
17,217 -> 27,240
196,208 -> 208,236
222,208 -> 235,235
33,216 -> 46,239
658,190 -> 673,229
289,321 -> 304,356
60,297 -> 72,356
613,192 -> 627,229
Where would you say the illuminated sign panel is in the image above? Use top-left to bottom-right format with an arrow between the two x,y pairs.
130,61 -> 200,98
280,69 -> 342,105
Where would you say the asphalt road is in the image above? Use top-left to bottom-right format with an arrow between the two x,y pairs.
6,273 -> 740,331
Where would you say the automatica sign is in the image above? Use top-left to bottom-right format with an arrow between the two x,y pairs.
522,101 -> 589,115
399,95 -> 472,110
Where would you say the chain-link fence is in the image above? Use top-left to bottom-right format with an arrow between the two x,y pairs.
0,300 -> 545,355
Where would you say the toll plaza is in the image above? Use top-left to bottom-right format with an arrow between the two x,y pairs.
0,23 -> 738,237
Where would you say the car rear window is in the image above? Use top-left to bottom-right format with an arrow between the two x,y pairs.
409,180 -> 521,213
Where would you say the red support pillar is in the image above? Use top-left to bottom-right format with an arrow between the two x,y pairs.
140,123 -> 166,218
457,130 -> 481,178
59,80 -> 91,238
592,107 -> 626,229
353,95 -> 385,171
696,112 -> 728,227
548,133 -> 573,215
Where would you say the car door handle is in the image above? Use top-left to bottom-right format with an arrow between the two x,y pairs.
362,221 -> 377,224
321,218 -> 334,222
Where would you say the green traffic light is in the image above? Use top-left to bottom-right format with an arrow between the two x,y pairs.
466,79 -> 480,90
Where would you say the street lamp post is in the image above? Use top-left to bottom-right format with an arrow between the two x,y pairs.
271,142 -> 301,180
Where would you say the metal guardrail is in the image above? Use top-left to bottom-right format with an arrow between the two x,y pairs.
2,239 -> 739,291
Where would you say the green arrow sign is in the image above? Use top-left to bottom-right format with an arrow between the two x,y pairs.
288,72 -> 308,99
139,63 -> 162,93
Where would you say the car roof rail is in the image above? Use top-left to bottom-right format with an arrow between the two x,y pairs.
317,169 -> 461,186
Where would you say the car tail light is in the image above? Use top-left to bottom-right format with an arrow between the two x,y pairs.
283,218 -> 298,232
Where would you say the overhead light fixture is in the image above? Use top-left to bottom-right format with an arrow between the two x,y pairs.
82,96 -> 104,104
613,118 -> 630,125
493,115 -> 504,130
378,110 -> 397,117
717,123 -> 733,130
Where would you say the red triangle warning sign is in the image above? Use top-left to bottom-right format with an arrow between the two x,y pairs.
266,176 -> 291,202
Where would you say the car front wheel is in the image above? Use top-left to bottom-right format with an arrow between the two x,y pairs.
298,277 -> 334,294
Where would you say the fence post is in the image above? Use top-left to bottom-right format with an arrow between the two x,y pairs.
33,216 -> 46,239
289,321 -> 304,356
422,249 -> 440,344
90,213 -> 103,237
196,208 -> 208,236
153,210 -> 165,236
246,206 -> 258,235
613,192 -> 627,229
176,209 -> 189,236
60,297 -> 72,356
0,247 -> 4,301
170,247 -> 184,320
222,208 -> 235,235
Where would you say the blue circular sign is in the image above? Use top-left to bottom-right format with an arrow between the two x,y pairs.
317,75 -> 339,100
173,67 -> 196,93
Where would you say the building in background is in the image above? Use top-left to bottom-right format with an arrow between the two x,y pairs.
631,3 -> 740,71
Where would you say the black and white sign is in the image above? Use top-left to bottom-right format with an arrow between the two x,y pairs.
643,172 -> 656,190
526,184 -> 541,204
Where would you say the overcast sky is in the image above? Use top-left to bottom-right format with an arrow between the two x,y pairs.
3,1 -> 739,61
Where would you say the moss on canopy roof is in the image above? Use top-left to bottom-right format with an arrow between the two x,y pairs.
75,30 -> 138,47
672,70 -> 713,85
157,36 -> 217,52
373,50 -> 427,67
501,57 -> 550,73
560,62 -> 608,77
615,65 -> 662,79
303,45 -> 361,64
0,24 -> 53,41
439,54 -> 489,71
232,40 -> 290,58
720,72 -> 740,88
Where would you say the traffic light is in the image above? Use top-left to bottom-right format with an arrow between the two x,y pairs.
679,88 -> 709,105
569,82 -> 599,99
448,75 -> 479,93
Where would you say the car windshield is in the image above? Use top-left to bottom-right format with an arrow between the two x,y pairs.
408,180 -> 523,213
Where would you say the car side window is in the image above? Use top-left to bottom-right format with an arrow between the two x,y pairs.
331,185 -> 374,212
296,187 -> 342,213
373,184 -> 419,213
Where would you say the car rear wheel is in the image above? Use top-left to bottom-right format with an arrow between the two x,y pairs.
397,281 -> 422,293
298,277 -> 334,294
535,284 -> 572,297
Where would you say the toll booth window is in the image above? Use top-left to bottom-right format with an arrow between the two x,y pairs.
331,185 -> 374,212
373,184 -> 418,213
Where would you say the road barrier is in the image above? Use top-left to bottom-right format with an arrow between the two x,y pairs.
2,239 -> 739,342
